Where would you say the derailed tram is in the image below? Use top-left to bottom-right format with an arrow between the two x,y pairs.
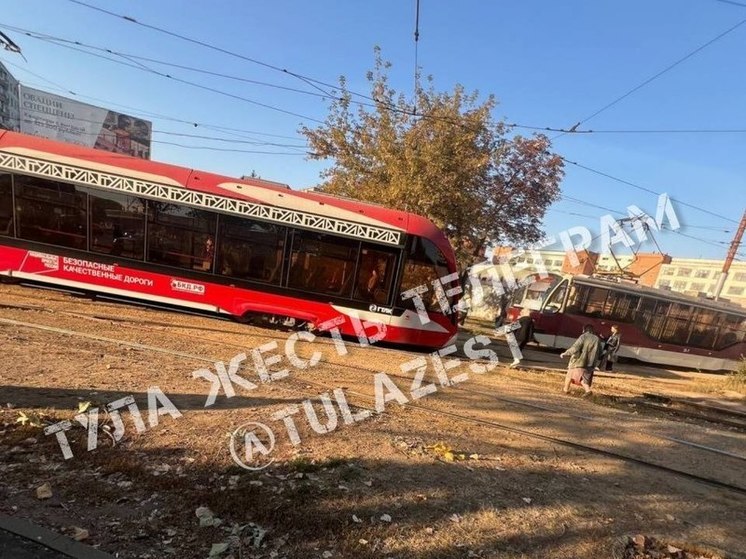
0,130 -> 459,348
530,275 -> 746,371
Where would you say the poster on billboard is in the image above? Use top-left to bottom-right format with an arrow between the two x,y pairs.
19,85 -> 152,159
0,61 -> 20,132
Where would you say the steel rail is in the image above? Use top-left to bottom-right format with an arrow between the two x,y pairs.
2,315 -> 746,496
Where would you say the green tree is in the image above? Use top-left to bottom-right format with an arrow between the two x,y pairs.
301,49 -> 564,267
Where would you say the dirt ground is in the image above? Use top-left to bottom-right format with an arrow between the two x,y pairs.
1,282 -> 745,559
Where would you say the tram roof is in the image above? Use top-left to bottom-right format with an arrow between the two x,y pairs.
0,130 -> 454,263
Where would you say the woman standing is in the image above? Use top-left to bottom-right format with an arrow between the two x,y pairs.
599,325 -> 621,371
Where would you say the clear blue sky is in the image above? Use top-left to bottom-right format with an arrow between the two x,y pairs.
1,0 -> 744,260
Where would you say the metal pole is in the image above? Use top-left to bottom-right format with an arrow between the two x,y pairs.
714,208 -> 746,300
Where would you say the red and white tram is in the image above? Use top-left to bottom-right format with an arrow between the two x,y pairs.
0,131 -> 459,348
531,275 -> 746,371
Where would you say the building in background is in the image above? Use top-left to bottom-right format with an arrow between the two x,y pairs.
467,247 -> 744,319
655,258 -> 746,307
0,61 -> 20,132
490,247 -> 667,287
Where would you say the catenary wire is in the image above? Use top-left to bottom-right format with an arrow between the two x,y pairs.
575,16 -> 746,127
0,25 -> 325,124
8,23 -> 746,140
64,0 -> 341,100
0,75 -> 312,153
0,22 -> 491,128
547,208 -> 732,233
510,123 -> 746,135
0,23 -> 337,103
1,58 -> 305,142
562,157 -> 741,225
2,22 -> 742,250
557,197 -> 738,255
715,0 -> 746,9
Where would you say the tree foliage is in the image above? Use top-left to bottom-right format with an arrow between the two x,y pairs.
301,49 -> 564,267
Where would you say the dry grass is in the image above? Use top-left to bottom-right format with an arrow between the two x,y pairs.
725,359 -> 746,394
2,284 -> 746,558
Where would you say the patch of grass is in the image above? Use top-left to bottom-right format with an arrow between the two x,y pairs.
287,455 -> 347,473
287,456 -> 318,473
338,463 -> 364,481
319,456 -> 349,469
0,408 -> 69,445
94,450 -> 152,479
460,317 -> 496,337
725,358 -> 746,394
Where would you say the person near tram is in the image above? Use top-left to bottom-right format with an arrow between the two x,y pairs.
598,325 -> 621,371
560,324 -> 603,396
509,307 -> 536,367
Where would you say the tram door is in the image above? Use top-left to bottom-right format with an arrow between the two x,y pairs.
535,279 -> 569,346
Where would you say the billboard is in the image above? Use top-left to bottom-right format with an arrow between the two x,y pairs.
0,61 -> 20,132
19,86 -> 152,159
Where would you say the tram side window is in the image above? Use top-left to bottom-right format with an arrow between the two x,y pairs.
607,293 -> 640,323
14,175 -> 87,250
567,286 -> 640,322
635,297 -> 655,334
287,230 -> 360,297
715,314 -> 746,350
90,191 -> 145,260
146,202 -> 217,271
658,303 -> 693,345
217,215 -> 285,284
583,288 -> 608,317
687,307 -> 721,350
399,236 -> 451,312
565,284 -> 588,314
0,173 -> 12,237
353,245 -> 398,305
637,298 -> 671,341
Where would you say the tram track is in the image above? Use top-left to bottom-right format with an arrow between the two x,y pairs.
2,312 -> 746,497
1,286 -> 730,385
2,296 -> 745,460
0,290 -> 425,356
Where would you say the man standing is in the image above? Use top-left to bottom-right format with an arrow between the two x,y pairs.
561,324 -> 602,396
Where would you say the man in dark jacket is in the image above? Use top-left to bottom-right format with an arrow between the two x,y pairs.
560,324 -> 602,396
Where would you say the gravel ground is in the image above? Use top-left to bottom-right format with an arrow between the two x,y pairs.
1,283 -> 744,559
